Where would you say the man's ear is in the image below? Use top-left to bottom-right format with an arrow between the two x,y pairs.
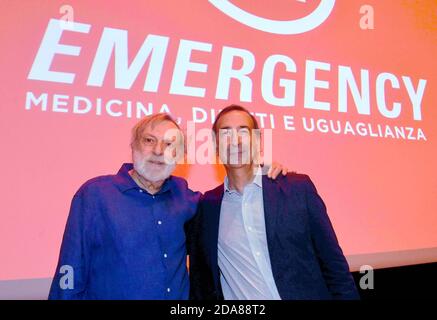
180,126 -> 188,155
180,127 -> 188,164
213,130 -> 223,165
251,128 -> 263,166
259,129 -> 264,159
261,128 -> 273,166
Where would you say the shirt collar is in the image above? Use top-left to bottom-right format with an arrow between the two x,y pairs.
224,166 -> 263,194
114,163 -> 174,194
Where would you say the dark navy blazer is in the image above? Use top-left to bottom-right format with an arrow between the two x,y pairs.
188,173 -> 359,300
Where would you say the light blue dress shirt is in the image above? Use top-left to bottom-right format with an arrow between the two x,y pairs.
218,169 -> 281,300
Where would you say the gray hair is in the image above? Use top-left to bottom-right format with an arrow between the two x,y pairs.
130,113 -> 181,149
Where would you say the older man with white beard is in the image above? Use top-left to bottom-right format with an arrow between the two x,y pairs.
48,113 -> 286,300
48,113 -> 201,300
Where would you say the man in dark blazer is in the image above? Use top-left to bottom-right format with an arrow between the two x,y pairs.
188,105 -> 359,300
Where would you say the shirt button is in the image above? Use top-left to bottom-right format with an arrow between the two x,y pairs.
248,226 -> 252,231
158,220 -> 162,225
139,189 -> 143,193
256,251 -> 261,256
163,253 -> 168,258
167,288 -> 171,293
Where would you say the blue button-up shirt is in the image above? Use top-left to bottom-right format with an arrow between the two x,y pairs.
49,163 -> 200,299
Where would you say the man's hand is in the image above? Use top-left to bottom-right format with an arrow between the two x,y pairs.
267,161 -> 288,179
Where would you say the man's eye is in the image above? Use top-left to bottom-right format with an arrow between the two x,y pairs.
144,138 -> 155,144
220,130 -> 232,136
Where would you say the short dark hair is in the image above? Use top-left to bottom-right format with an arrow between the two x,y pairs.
212,104 -> 259,135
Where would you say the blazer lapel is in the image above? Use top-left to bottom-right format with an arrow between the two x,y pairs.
206,184 -> 224,291
262,175 -> 282,248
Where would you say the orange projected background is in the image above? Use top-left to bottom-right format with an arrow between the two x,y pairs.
0,0 -> 436,281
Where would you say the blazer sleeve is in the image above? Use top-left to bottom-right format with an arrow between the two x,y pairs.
304,176 -> 360,300
186,198 -> 214,300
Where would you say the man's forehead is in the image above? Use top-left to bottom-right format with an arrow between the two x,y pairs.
143,120 -> 178,132
217,111 -> 255,128
219,125 -> 250,130
141,121 -> 180,139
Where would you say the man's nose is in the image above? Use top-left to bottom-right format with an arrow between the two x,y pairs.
231,129 -> 240,146
153,141 -> 165,155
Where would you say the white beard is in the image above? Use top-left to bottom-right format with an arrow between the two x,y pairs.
132,149 -> 176,182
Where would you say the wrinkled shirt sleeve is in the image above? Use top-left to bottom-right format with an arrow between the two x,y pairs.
48,191 -> 94,300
